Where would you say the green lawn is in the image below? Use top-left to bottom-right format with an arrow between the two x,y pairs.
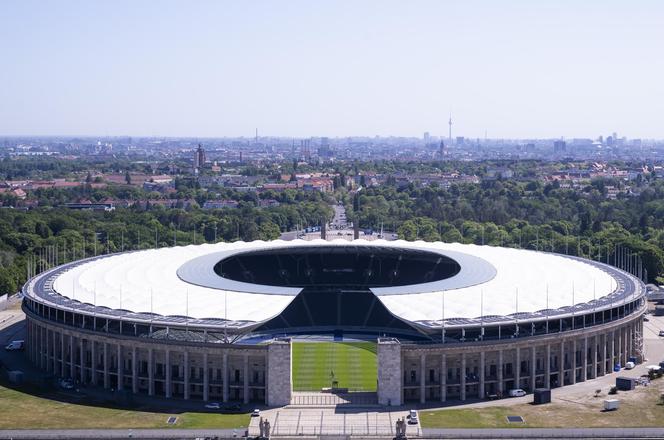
292,342 -> 377,391
0,384 -> 250,429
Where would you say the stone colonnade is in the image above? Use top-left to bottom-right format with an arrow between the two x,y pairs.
378,315 -> 644,406
25,315 -> 292,406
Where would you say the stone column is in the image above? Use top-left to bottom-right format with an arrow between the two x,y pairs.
515,347 -> 521,389
440,353 -> 447,402
609,330 -> 616,372
203,352 -> 209,401
34,322 -> 39,365
132,346 -> 138,393
61,332 -> 66,377
460,352 -> 466,401
52,329 -> 57,373
69,335 -> 75,379
80,338 -> 86,384
497,350 -> 504,394
571,340 -> 577,384
44,327 -> 50,372
600,334 -> 606,376
615,329 -> 625,367
39,324 -> 43,368
117,344 -> 124,391
184,351 -> 190,400
545,344 -> 551,388
32,322 -> 37,365
30,322 -> 34,365
267,340 -> 293,406
530,347 -> 536,391
618,328 -> 629,365
592,335 -> 598,379
419,353 -> 426,404
243,353 -> 250,404
164,349 -> 171,398
582,337 -> 588,381
558,340 -> 564,386
25,321 -> 30,363
91,340 -> 97,385
479,351 -> 485,398
222,352 -> 229,402
625,326 -> 631,364
614,330 -> 619,369
35,325 -> 40,368
147,348 -> 154,396
103,342 -> 109,389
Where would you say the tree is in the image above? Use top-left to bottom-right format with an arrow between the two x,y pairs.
258,222 -> 281,241
398,221 -> 418,241
125,171 -> 132,185
0,268 -> 17,295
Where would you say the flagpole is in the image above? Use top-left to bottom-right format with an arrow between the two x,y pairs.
546,283 -> 549,334
119,284 -> 123,334
224,290 -> 228,343
571,281 -> 575,330
441,291 -> 445,344
150,288 -> 154,336
480,289 -> 484,340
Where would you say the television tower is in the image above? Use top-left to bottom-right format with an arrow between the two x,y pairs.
448,113 -> 453,142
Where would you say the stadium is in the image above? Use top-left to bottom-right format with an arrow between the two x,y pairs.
22,239 -> 646,406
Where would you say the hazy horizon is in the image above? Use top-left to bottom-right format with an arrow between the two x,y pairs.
2,0 -> 663,139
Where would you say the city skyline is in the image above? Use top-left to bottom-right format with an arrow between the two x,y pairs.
1,0 -> 663,139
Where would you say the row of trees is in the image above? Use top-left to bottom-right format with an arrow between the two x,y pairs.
0,201 -> 334,295
349,179 -> 664,283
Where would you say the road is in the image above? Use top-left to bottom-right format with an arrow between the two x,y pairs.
330,203 -> 348,230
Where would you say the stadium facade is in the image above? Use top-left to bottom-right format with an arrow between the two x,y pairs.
23,240 -> 646,406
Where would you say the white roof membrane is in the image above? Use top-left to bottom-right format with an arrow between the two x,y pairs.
50,240 -> 618,325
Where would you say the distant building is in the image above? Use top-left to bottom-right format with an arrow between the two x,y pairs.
194,144 -> 206,169
318,137 -> 332,158
65,202 -> 115,211
300,139 -> 311,162
554,140 -> 567,153
203,200 -> 239,210
484,168 -> 514,180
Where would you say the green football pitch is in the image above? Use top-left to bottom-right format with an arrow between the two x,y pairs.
292,342 -> 378,392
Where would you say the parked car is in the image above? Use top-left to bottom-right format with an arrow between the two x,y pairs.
625,361 -> 636,369
658,330 -> 664,337
407,409 -> 419,424
59,378 -> 74,390
508,388 -> 527,397
205,402 -> 221,410
4,340 -> 24,351
252,409 -> 261,417
221,404 -> 243,414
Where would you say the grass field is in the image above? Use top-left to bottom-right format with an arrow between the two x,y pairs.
292,342 -> 377,391
0,384 -> 249,429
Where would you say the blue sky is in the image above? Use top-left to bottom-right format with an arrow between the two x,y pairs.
1,0 -> 663,138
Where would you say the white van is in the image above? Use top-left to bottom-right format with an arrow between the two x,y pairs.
508,388 -> 526,397
5,340 -> 24,351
